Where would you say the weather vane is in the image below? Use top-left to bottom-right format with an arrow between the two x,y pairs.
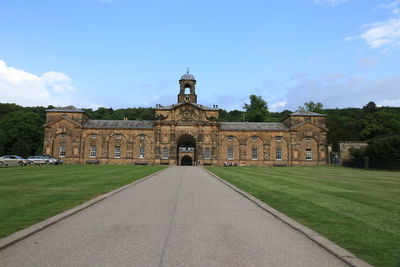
186,67 -> 190,74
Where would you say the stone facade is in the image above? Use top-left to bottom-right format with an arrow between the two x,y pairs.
339,141 -> 368,164
43,72 -> 329,166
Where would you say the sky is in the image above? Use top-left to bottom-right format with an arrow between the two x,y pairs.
1,0 -> 400,112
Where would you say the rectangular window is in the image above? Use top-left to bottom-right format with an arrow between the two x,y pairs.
59,146 -> 66,157
162,147 -> 169,159
252,148 -> 258,160
90,146 -> 97,158
114,146 -> 121,158
139,147 -> 145,158
276,148 -> 282,160
204,148 -> 211,160
227,147 -> 234,160
306,149 -> 312,160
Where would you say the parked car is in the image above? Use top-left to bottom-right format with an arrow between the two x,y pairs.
43,155 -> 63,165
28,156 -> 48,165
0,155 -> 30,167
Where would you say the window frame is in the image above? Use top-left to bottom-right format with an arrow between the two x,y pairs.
204,148 -> 211,160
251,147 -> 258,160
306,148 -> 312,160
139,146 -> 145,159
114,146 -> 121,158
90,146 -> 97,158
162,147 -> 169,159
59,146 -> 66,158
276,148 -> 282,160
227,147 -> 234,160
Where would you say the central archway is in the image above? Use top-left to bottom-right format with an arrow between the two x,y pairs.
177,134 -> 196,166
181,155 -> 193,166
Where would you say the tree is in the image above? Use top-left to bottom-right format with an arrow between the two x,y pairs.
0,110 -> 44,157
300,101 -> 324,113
363,101 -> 377,113
361,111 -> 400,139
243,95 -> 270,122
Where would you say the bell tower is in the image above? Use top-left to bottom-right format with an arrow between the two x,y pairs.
178,69 -> 197,104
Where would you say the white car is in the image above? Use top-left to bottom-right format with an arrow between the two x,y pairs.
28,156 -> 48,165
0,155 -> 29,167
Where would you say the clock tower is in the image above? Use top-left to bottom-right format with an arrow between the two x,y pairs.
178,70 -> 197,104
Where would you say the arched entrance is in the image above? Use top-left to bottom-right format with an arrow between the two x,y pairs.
177,134 -> 196,166
181,155 -> 193,166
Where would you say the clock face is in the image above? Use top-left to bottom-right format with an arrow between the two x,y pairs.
184,95 -> 191,102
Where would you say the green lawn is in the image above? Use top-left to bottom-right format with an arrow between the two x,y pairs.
0,164 -> 165,238
206,166 -> 400,267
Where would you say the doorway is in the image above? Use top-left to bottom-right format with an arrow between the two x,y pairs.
177,134 -> 196,166
181,155 -> 193,166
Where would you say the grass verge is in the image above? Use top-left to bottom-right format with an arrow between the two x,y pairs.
206,166 -> 400,267
0,164 -> 165,238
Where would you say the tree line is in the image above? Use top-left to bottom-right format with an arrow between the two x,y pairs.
1,96 -> 399,159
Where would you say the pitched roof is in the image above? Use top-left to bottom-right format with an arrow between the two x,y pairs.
155,102 -> 217,111
46,106 -> 85,113
220,122 -> 288,131
84,120 -> 154,129
290,109 -> 326,116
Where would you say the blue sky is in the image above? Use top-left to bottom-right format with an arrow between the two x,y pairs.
1,0 -> 400,111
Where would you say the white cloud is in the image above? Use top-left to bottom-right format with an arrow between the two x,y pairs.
314,0 -> 349,5
270,101 -> 287,112
381,0 -> 400,14
360,18 -> 400,50
283,73 -> 400,110
0,60 -> 77,106
346,1 -> 400,51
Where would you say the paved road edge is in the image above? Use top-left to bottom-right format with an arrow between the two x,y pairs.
202,167 -> 373,267
0,167 -> 169,251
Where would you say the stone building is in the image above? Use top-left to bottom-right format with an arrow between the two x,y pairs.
339,141 -> 368,164
43,72 -> 329,166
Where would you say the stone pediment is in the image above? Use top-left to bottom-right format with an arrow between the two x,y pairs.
175,104 -> 202,121
43,116 -> 83,128
155,102 -> 219,122
290,121 -> 327,132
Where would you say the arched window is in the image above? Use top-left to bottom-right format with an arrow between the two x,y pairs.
139,146 -> 145,158
204,148 -> 211,160
114,146 -> 121,158
306,149 -> 312,160
162,147 -> 169,159
90,146 -> 97,158
252,147 -> 258,160
227,147 -> 234,160
276,148 -> 282,160
184,85 -> 191,94
59,146 -> 66,157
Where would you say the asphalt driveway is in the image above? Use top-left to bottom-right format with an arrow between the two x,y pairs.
0,166 -> 347,267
